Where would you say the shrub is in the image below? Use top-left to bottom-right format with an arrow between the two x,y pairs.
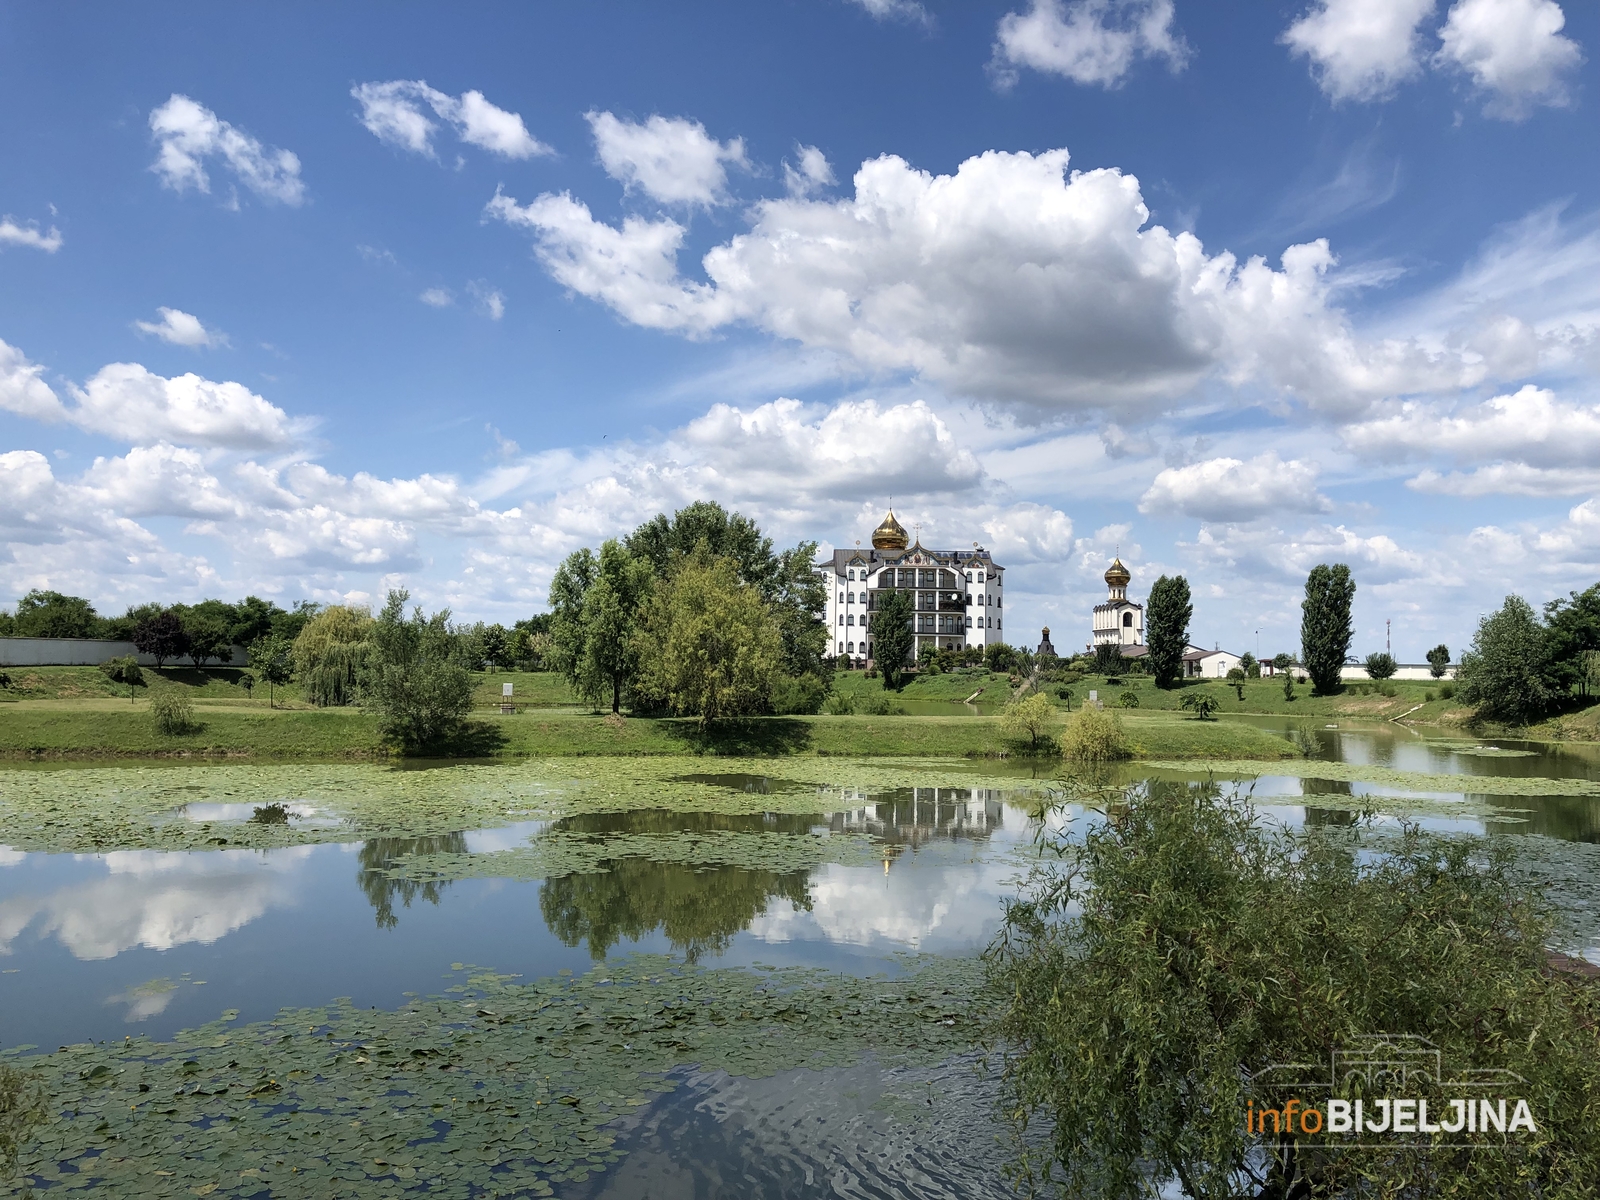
1001,691 -> 1062,756
1439,681 -> 1456,700
821,692 -> 855,715
150,689 -> 196,735
984,785 -> 1600,1197
768,672 -> 827,715
1117,691 -> 1139,708
98,655 -> 144,702
1364,651 -> 1398,680
858,693 -> 901,716
1061,705 -> 1132,763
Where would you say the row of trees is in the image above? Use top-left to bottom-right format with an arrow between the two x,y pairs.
548,501 -> 827,723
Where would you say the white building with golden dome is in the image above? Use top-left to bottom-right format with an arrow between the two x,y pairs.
1092,557 -> 1145,649
818,509 -> 1006,664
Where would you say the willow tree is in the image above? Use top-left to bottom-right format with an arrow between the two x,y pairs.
292,605 -> 373,706
634,550 -> 781,727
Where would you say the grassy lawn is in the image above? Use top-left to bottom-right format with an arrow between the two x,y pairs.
1039,671 -> 1469,722
0,703 -> 1295,761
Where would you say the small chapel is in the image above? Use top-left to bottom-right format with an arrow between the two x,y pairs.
1091,557 -> 1145,649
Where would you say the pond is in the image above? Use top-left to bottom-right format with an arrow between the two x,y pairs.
1,725 -> 1598,1196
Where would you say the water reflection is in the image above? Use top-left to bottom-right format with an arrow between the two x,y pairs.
538,811 -> 815,962
827,786 -> 1005,854
356,834 -> 468,928
0,847 -> 312,960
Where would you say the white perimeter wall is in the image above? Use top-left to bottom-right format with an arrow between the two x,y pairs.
0,638 -> 250,668
1340,664 -> 1455,681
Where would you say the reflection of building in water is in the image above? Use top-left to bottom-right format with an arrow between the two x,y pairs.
827,787 -> 1006,853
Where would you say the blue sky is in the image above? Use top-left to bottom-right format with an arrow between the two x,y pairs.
1,0 -> 1596,662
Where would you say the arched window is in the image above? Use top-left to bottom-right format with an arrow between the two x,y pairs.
838,615 -> 844,626
848,569 -> 855,581
1123,612 -> 1133,627
847,614 -> 854,625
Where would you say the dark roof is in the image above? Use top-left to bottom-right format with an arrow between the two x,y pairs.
819,546 -> 999,574
1093,600 -> 1144,613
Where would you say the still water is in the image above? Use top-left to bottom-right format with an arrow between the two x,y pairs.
1,722 -> 1597,1196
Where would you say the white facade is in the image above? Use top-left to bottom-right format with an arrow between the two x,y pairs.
819,511 -> 1005,664
1185,649 -> 1243,678
1340,663 -> 1458,682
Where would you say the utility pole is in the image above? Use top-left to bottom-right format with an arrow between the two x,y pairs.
1386,619 -> 1391,655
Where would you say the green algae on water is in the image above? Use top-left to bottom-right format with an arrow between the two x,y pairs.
0,757 -> 1048,855
6,955 -> 987,1198
1139,759 -> 1600,798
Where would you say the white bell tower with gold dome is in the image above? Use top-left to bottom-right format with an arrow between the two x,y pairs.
1092,557 -> 1144,648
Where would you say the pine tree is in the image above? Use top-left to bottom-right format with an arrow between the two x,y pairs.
1146,575 -> 1192,689
1301,563 -> 1355,695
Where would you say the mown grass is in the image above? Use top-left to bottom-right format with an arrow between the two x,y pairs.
1039,671 -> 1468,722
0,705 -> 1295,761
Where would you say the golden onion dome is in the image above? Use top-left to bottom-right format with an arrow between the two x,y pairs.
871,508 -> 909,551
1104,557 -> 1131,587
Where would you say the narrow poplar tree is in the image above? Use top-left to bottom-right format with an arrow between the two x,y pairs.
1145,575 -> 1192,689
1301,563 -> 1355,695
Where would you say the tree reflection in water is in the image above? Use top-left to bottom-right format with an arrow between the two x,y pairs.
538,811 -> 817,962
357,834 -> 469,928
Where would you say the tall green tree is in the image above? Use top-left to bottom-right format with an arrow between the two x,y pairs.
1544,581 -> 1600,697
624,500 -> 779,596
575,541 -> 654,713
771,540 -> 828,678
362,590 -> 476,750
1300,563 -> 1355,695
13,590 -> 101,638
1145,574 -> 1192,689
870,588 -> 916,689
548,546 -> 599,692
634,550 -> 781,727
1458,594 -> 1558,724
182,613 -> 233,668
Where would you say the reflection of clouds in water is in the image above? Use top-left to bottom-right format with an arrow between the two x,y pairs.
749,850 -> 1019,953
464,822 -> 545,854
0,846 -> 313,961
106,977 -> 181,1022
0,846 -> 25,867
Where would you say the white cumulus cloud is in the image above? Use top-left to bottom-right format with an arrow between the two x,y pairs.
0,216 -> 63,252
133,307 -> 227,348
992,0 -> 1189,88
1282,0 -> 1437,102
351,80 -> 551,160
846,0 -> 931,23
1342,385 -> 1600,467
1140,453 -> 1331,521
148,94 -> 305,206
0,337 -> 302,449
585,112 -> 747,208
1436,0 -> 1584,119
784,145 -> 836,197
419,287 -> 454,308
490,145 -> 1480,415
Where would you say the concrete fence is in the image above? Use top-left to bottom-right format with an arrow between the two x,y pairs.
0,637 -> 250,669
1339,663 -> 1456,682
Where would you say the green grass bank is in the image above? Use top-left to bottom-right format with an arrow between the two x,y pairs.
0,704 -> 1293,761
